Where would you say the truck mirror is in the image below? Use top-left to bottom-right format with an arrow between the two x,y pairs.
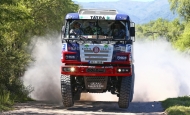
61,26 -> 65,35
130,22 -> 135,42
61,26 -> 65,42
130,27 -> 135,36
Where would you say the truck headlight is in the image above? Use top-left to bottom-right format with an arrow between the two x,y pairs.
118,69 -> 121,72
70,67 -> 75,72
65,54 -> 76,60
117,68 -> 130,73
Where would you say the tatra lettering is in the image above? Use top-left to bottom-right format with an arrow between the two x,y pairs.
90,16 -> 105,20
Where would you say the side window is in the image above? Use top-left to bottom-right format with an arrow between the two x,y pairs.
125,23 -> 129,40
65,21 -> 70,38
112,21 -> 126,39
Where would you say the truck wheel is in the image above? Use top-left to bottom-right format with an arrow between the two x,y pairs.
61,74 -> 74,107
118,76 -> 132,108
130,64 -> 135,102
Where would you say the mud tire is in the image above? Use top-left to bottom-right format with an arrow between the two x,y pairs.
118,76 -> 132,108
61,74 -> 74,107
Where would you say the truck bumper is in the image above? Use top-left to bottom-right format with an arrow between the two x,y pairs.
61,66 -> 132,76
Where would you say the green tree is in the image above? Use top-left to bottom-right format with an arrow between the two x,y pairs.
168,0 -> 190,22
167,18 -> 184,42
23,0 -> 79,36
0,0 -> 34,103
136,18 -> 170,40
0,0 -> 79,110
174,22 -> 190,51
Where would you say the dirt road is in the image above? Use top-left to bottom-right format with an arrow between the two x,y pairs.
2,101 -> 166,115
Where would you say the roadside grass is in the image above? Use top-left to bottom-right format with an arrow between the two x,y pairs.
0,94 -> 34,112
0,90 -> 14,112
0,89 -> 34,112
162,96 -> 190,115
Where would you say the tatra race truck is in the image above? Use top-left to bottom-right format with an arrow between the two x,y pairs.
61,9 -> 135,109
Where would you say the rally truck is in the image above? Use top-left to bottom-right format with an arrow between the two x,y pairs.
60,9 -> 135,109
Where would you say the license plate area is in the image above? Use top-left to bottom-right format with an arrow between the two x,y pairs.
89,61 -> 103,64
86,68 -> 105,73
84,77 -> 108,89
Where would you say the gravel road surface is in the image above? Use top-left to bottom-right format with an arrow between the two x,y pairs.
1,101 -> 166,115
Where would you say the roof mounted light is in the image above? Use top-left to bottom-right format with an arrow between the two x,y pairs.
78,9 -> 118,15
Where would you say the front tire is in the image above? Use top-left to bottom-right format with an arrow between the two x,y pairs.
130,64 -> 135,102
61,74 -> 74,107
118,76 -> 132,108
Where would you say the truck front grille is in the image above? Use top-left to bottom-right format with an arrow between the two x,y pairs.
83,51 -> 109,62
80,44 -> 113,62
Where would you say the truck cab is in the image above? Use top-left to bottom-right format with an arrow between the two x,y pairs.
60,9 -> 135,109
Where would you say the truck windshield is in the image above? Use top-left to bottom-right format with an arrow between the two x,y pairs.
65,19 -> 129,40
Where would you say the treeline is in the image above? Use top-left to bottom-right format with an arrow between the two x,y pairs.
0,0 -> 79,110
136,0 -> 190,51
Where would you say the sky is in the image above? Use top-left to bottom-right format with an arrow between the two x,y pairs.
74,0 -> 154,2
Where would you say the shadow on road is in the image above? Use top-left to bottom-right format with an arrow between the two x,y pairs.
65,101 -> 164,113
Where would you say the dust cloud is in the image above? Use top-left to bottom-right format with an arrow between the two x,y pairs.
23,34 -> 62,103
133,39 -> 190,102
23,35 -> 190,103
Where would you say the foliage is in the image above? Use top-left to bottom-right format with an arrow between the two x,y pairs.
174,22 -> 190,51
136,18 -> 184,42
168,0 -> 190,22
162,96 -> 190,115
0,86 -> 14,111
0,0 -> 79,111
136,0 -> 190,51
23,0 -> 79,36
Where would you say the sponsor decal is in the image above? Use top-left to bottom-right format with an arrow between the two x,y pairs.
104,44 -> 108,48
68,46 -> 79,50
106,16 -> 110,20
114,46 -> 126,51
79,15 -> 115,20
62,43 -> 67,51
82,48 -> 91,50
82,47 -> 110,51
116,56 -> 127,61
101,48 -> 111,51
93,47 -> 100,53
90,16 -> 105,20
120,46 -> 126,52
80,16 -> 83,19
81,45 -> 111,51
126,44 -> 131,52
65,55 -> 76,60
84,44 -> 89,48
